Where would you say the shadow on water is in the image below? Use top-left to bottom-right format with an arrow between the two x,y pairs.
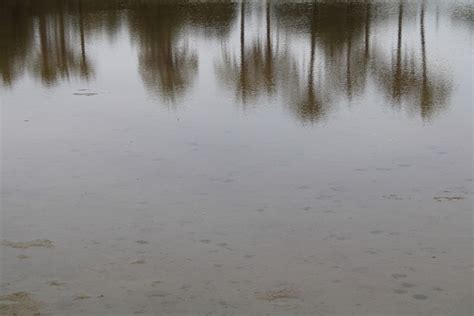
1,0 -> 470,121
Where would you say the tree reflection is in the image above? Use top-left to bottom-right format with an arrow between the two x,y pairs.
275,0 -> 451,121
215,2 -> 291,105
274,1 -> 370,122
129,1 -> 237,103
0,0 -> 454,121
186,2 -> 237,38
34,4 -> 85,86
215,3 -> 252,104
0,0 -> 111,87
371,1 -> 451,120
0,0 -> 33,86
128,2 -> 198,103
288,4 -> 327,123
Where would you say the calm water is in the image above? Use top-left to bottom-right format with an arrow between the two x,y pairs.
1,1 -> 473,315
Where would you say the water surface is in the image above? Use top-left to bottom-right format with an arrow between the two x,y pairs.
1,1 -> 472,315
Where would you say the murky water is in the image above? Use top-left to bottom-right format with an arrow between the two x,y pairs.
1,1 -> 472,315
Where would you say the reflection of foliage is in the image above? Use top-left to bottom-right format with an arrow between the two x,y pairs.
128,1 -> 239,102
34,10 -> 84,86
186,2 -> 237,38
0,0 -> 237,102
215,1 -> 453,122
275,1 -> 452,122
216,3 -> 290,105
216,41 -> 288,104
128,3 -> 199,103
139,43 -> 198,103
0,0 -> 455,121
0,0 -> 108,87
287,35 -> 328,124
272,2 -> 371,122
372,51 -> 451,119
371,3 -> 451,120
0,1 -> 33,86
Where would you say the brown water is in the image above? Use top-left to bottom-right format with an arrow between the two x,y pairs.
0,1 -> 473,315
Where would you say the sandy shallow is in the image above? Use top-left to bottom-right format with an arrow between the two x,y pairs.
1,191 -> 472,315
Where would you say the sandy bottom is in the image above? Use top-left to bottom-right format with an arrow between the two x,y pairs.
1,194 -> 472,315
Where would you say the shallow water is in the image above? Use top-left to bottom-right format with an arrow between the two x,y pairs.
0,1 -> 473,315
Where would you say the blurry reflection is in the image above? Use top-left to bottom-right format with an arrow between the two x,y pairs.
34,3 -> 90,86
129,1 -> 236,103
371,1 -> 451,120
128,2 -> 198,103
0,0 -> 461,121
216,3 -> 271,104
283,3 -> 328,123
451,3 -> 474,28
0,0 -> 33,86
276,1 -> 375,122
0,0 -> 117,87
186,2 -> 237,38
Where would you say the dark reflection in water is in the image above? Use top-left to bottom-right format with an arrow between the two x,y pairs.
0,0 -> 471,121
129,3 -> 198,102
0,1 -> 95,86
370,2 -> 451,121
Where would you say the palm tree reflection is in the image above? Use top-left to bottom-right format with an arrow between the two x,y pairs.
372,1 -> 450,120
289,4 -> 327,123
128,3 -> 198,104
0,0 -> 454,121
